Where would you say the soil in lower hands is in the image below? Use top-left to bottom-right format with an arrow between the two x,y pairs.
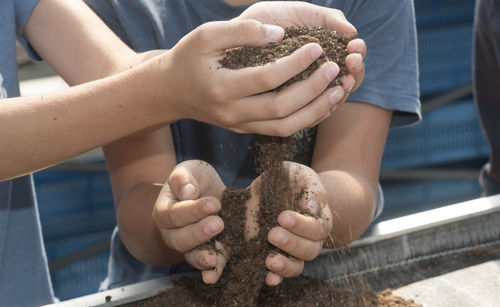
129,26 -> 420,306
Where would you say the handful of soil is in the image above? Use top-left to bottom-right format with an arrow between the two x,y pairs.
220,25 -> 352,90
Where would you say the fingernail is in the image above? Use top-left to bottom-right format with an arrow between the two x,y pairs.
204,201 -> 218,214
310,44 -> 323,59
181,183 -> 196,200
307,200 -> 320,215
280,213 -> 295,227
272,260 -> 285,271
204,220 -> 222,234
329,87 -> 344,106
272,230 -> 288,245
265,24 -> 284,41
324,63 -> 339,82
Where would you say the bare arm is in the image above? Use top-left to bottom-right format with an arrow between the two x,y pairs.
103,126 -> 183,265
0,58 -> 171,180
1,0 -> 169,180
312,101 -> 392,246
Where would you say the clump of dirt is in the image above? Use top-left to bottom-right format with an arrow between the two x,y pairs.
219,25 -> 352,90
129,26 -> 421,307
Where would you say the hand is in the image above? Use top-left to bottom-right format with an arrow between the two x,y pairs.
152,160 -> 229,284
155,18 -> 344,136
245,162 -> 333,286
237,1 -> 367,103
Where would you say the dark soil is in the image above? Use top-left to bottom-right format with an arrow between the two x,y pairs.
129,275 -> 421,307
130,26 -> 421,306
219,25 -> 352,90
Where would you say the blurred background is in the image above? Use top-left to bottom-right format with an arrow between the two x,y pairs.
16,0 -> 484,301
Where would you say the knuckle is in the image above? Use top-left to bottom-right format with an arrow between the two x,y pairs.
310,76 -> 327,95
207,84 -> 226,103
194,23 -> 213,45
214,108 -> 235,127
239,19 -> 261,37
169,238 -> 185,253
275,125 -> 293,138
305,244 -> 322,261
162,232 -> 178,250
167,210 -> 181,228
256,73 -> 277,91
333,9 -> 346,19
289,260 -> 304,277
287,237 -> 301,255
152,201 -> 169,227
267,99 -> 286,119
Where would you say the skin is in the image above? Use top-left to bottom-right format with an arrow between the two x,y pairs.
1,0 -> 348,180
105,1 -> 381,287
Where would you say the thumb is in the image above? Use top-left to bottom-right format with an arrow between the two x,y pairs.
195,19 -> 284,51
168,160 -> 225,201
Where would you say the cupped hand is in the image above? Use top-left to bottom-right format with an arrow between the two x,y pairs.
152,160 -> 229,284
159,18 -> 344,136
245,161 -> 333,286
237,1 -> 367,104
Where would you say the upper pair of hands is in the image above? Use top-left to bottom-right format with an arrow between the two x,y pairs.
152,1 -> 366,136
152,160 -> 333,286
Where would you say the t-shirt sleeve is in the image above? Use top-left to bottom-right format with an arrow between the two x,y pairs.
317,0 -> 421,127
84,0 -> 132,48
14,0 -> 42,61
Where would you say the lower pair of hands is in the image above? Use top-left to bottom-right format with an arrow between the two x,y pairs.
152,160 -> 333,286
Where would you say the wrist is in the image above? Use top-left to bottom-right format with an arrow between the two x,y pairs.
134,51 -> 181,124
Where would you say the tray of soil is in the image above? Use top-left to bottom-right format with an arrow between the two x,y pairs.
42,195 -> 500,307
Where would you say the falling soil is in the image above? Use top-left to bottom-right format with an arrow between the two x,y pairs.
129,26 -> 420,306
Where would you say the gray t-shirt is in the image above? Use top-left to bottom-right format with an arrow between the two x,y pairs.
0,1 -> 56,306
86,0 -> 420,290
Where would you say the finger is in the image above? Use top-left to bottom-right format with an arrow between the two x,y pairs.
347,38 -> 367,59
345,53 -> 364,93
265,272 -> 284,287
168,160 -> 225,200
185,248 -> 217,270
233,85 -> 344,136
268,226 -> 323,261
340,73 -> 355,94
234,61 -> 339,122
196,19 -> 284,51
324,10 -> 357,35
221,43 -> 324,97
160,215 -> 223,253
154,196 -> 221,229
277,210 -> 332,242
201,242 -> 228,284
266,253 -> 304,278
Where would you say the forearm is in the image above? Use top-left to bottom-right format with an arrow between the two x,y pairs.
117,182 -> 184,266
319,169 -> 377,247
0,57 -> 173,180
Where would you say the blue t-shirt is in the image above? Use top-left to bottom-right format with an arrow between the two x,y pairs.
0,1 -> 56,306
85,0 -> 420,289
